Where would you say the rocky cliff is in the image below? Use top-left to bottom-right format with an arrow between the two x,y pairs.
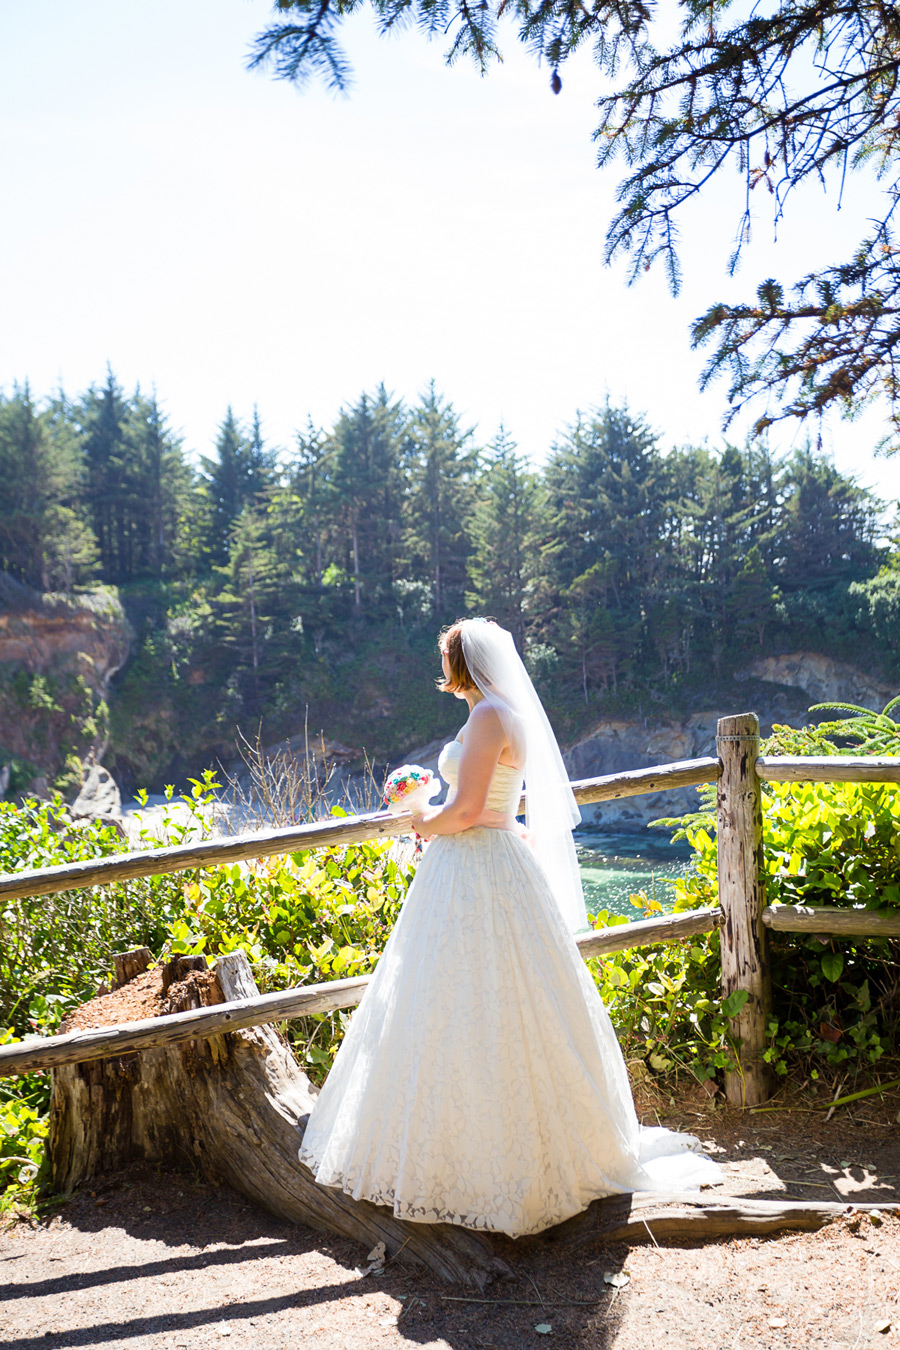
0,577 -> 132,795
565,653 -> 897,830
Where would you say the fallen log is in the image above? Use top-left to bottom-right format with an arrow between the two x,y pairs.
542,1192 -> 899,1248
49,947 -> 894,1286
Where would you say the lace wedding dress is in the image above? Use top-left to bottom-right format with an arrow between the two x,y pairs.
298,738 -> 721,1237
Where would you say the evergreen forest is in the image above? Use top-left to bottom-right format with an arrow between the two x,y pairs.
1,371 -> 898,792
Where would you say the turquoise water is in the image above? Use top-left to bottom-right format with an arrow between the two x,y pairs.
576,830 -> 694,920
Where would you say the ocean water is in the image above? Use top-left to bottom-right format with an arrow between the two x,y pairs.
576,830 -> 695,921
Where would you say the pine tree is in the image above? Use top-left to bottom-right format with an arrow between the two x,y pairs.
403,384 -> 478,618
542,404 -> 663,595
213,506 -> 289,713
777,450 -> 878,586
731,545 -> 776,652
80,368 -> 131,581
563,559 -> 628,699
661,442 -> 779,677
467,428 -> 537,648
289,421 -> 334,591
329,388 -> 407,615
201,408 -> 277,566
0,386 -> 97,590
539,403 -> 664,692
248,407 -> 280,499
126,392 -> 198,580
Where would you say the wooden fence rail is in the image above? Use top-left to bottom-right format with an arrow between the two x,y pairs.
0,758 -> 720,906
757,756 -> 900,783
0,907 -> 724,1079
1,718 -> 898,1107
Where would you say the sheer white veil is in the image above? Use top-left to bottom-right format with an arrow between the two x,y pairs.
459,619 -> 588,933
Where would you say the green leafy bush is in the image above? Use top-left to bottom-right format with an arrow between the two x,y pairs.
587,897 -> 740,1087
165,837 -> 413,1077
655,700 -> 900,1083
0,1031 -> 47,1209
0,780 -> 224,1045
0,782 -> 415,1201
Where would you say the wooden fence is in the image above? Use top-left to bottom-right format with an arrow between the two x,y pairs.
1,710 -> 899,1108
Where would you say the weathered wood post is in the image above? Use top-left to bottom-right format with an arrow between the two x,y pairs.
716,713 -> 772,1107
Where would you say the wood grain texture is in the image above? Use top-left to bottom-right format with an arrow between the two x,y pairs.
762,904 -> 900,936
547,1193 -> 899,1248
0,972 -> 376,1077
565,757 -> 720,807
716,713 -> 772,1109
0,810 -> 411,904
575,906 -> 723,958
113,948 -> 152,987
0,908 -> 724,1078
757,756 -> 900,783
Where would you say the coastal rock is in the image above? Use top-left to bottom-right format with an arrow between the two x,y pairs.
565,651 -> 898,830
71,762 -> 122,820
738,652 -> 895,710
565,718 -> 720,830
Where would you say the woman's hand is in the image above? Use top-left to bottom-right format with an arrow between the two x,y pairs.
409,810 -> 436,842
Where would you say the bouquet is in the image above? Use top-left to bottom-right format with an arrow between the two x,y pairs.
382,764 -> 441,815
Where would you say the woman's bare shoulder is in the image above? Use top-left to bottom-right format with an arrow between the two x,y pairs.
466,700 -> 505,737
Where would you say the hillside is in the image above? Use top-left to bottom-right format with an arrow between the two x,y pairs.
2,380 -> 899,801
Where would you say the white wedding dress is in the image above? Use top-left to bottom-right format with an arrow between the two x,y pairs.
298,738 -> 721,1237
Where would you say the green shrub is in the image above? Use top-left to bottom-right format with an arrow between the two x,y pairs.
167,835 -> 413,1077
0,782 -> 414,1200
587,897 -> 742,1087
0,782 -> 222,1045
0,1032 -> 47,1209
655,700 -> 900,1083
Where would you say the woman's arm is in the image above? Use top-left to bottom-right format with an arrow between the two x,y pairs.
410,702 -> 506,838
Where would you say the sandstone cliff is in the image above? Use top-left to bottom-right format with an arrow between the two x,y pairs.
0,578 -> 132,794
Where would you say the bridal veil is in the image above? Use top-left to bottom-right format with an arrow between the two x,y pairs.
459,619 -> 588,933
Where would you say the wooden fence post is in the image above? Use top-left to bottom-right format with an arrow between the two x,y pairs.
716,712 -> 772,1107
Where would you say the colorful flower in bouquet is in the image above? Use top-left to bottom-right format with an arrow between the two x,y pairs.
382,765 -> 441,815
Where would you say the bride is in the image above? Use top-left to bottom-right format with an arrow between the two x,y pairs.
298,618 -> 720,1236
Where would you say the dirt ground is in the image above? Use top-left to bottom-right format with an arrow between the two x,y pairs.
2,1089 -> 899,1350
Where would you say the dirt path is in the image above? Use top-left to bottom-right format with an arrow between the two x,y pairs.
2,1101 -> 898,1350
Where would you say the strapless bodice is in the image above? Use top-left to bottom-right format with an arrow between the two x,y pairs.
438,739 -> 524,815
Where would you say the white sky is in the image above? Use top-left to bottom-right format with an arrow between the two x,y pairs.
2,0 -> 900,502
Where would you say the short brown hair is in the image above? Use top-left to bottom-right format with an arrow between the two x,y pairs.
437,621 -> 477,695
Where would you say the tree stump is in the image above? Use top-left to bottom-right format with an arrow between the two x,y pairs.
49,948 -> 512,1287
49,948 -> 890,1283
